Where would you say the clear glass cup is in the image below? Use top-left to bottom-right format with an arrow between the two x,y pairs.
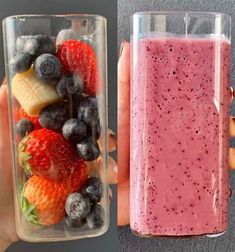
130,12 -> 231,237
3,14 -> 109,242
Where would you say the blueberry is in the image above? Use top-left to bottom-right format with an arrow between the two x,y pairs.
77,97 -> 100,127
71,94 -> 84,117
87,124 -> 101,141
86,204 -> 104,229
39,103 -> 68,130
64,216 -> 86,228
56,74 -> 84,99
83,177 -> 103,203
76,138 -> 100,161
24,35 -> 56,57
10,52 -> 33,73
16,118 -> 34,137
64,94 -> 84,118
62,118 -> 86,143
16,35 -> 33,52
34,53 -> 61,82
65,193 -> 91,220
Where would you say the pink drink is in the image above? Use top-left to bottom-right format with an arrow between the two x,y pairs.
130,36 -> 230,236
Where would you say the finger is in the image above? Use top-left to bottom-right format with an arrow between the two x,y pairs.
107,156 -> 117,184
229,117 -> 235,137
99,156 -> 117,184
0,80 -> 13,201
107,129 -> 117,153
118,180 -> 130,226
109,187 -> 112,204
87,156 -> 117,184
0,82 -> 10,153
97,128 -> 117,153
118,41 -> 130,184
229,147 -> 235,169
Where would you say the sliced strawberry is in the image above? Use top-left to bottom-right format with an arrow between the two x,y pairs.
57,40 -> 101,96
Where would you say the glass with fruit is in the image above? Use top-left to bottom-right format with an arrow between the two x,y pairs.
130,12 -> 231,237
3,14 -> 108,242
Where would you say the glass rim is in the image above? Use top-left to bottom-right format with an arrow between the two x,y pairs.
133,11 -> 231,19
3,13 -> 107,24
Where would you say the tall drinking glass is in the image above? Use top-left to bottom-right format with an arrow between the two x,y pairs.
3,14 -> 109,242
130,12 -> 231,237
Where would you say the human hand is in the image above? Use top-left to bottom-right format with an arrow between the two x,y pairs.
0,81 -> 18,251
0,79 -> 117,249
118,42 -> 130,226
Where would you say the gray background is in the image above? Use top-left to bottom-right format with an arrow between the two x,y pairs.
118,0 -> 235,251
0,0 -> 117,251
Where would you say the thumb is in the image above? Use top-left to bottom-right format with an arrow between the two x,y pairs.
0,80 -> 10,152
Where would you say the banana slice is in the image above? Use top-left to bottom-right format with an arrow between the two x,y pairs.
12,69 -> 61,116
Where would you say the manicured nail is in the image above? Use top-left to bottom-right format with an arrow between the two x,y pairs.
109,187 -> 112,200
110,133 -> 117,142
113,164 -> 118,173
230,87 -> 234,97
108,134 -> 117,152
108,156 -> 117,173
228,187 -> 232,197
109,133 -> 117,149
107,129 -> 117,152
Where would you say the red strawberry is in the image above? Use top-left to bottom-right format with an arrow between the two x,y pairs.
64,158 -> 88,193
22,175 -> 67,226
19,128 -> 87,182
22,162 -> 87,226
57,40 -> 101,96
14,107 -> 41,130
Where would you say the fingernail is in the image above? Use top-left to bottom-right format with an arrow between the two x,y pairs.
228,187 -> 232,197
231,87 -> 234,97
108,135 -> 117,152
107,129 -> 117,152
119,40 -> 126,59
109,156 -> 118,172
113,164 -> 118,173
109,187 -> 112,201
110,133 -> 117,142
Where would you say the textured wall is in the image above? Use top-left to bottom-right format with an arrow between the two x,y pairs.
0,0 -> 117,251
118,0 -> 235,251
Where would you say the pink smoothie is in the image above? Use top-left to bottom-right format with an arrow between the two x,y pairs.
130,36 -> 230,236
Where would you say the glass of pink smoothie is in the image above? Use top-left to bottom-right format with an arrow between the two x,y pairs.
130,12 -> 231,237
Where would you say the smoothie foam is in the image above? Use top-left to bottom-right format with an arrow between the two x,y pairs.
130,36 -> 230,236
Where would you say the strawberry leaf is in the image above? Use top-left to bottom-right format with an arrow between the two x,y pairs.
19,137 -> 32,176
22,196 -> 39,225
20,183 -> 40,226
19,151 -> 32,176
19,136 -> 30,152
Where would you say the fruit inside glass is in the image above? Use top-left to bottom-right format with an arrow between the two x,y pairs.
3,14 -> 109,242
130,12 -> 231,237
